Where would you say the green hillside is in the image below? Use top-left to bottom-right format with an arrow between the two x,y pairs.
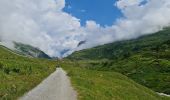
0,44 -> 169,100
68,28 -> 170,60
0,45 -> 56,99
61,61 -> 169,100
14,42 -> 51,59
68,28 -> 170,95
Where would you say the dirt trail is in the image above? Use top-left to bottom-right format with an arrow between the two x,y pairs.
20,68 -> 77,100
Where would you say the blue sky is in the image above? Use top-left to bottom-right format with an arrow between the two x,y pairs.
63,0 -> 122,26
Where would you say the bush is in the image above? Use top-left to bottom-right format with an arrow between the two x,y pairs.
4,68 -> 10,74
67,71 -> 74,76
164,88 -> 170,94
10,84 -> 17,94
12,68 -> 20,73
28,66 -> 32,75
0,63 -> 3,69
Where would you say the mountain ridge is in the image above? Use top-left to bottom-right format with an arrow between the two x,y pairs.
68,28 -> 170,60
67,27 -> 170,95
14,42 -> 51,59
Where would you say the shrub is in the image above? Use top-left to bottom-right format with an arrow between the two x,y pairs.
10,84 -> 17,94
4,68 -> 10,74
67,71 -> 74,76
0,63 -> 3,69
164,88 -> 170,94
12,68 -> 20,73
28,66 -> 32,75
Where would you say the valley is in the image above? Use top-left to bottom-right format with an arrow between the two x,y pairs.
0,28 -> 170,100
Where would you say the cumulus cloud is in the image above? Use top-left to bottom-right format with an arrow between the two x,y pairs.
0,0 -> 83,57
114,0 -> 170,37
0,0 -> 170,57
79,0 -> 170,50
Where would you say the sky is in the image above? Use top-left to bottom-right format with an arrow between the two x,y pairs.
1,0 -> 170,57
63,0 -> 122,26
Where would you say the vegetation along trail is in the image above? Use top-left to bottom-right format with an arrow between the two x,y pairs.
20,68 -> 77,100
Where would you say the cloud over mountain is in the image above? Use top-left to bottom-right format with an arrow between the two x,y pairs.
0,0 -> 170,57
0,0 -> 82,57
79,0 -> 170,50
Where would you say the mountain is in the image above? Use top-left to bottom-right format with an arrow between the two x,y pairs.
67,28 -> 170,94
14,42 -> 51,59
60,49 -> 70,56
77,40 -> 86,47
68,28 -> 170,60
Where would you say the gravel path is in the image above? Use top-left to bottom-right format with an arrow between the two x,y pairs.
20,68 -> 77,100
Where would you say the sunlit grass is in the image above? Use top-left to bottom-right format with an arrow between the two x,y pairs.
0,46 -> 57,100
61,61 -> 169,100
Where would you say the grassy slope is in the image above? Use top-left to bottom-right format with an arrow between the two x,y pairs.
14,42 -> 51,59
67,28 -> 170,94
61,61 -> 169,100
0,45 -> 169,100
68,28 -> 170,60
0,46 -> 56,100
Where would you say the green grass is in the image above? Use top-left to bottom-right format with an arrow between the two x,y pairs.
0,45 -> 169,100
67,28 -> 170,95
61,61 -> 170,100
0,46 -> 57,100
70,49 -> 170,94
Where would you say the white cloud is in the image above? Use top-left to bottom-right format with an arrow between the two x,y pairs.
1,0 -> 170,57
114,0 -> 170,35
79,0 -> 170,50
116,0 -> 143,9
0,0 -> 82,57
